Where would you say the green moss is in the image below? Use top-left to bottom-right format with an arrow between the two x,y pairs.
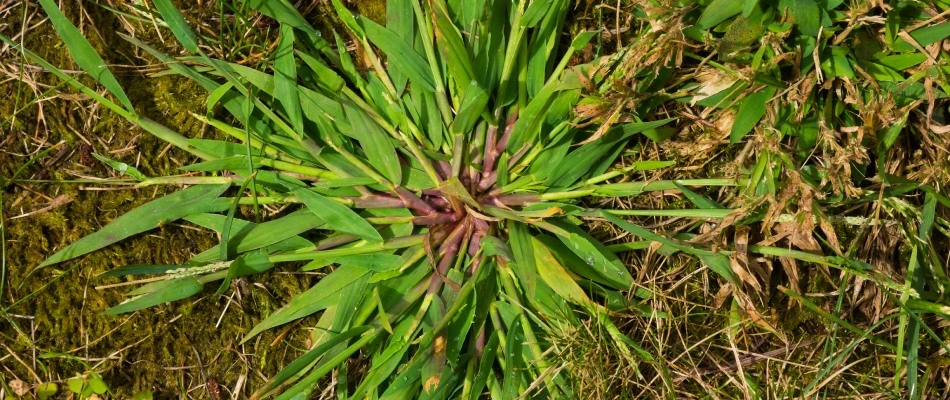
0,2 -> 317,396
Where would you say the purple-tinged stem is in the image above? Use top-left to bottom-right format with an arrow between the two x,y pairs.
481,124 -> 499,175
476,170 -> 496,192
347,195 -> 405,209
427,247 -> 458,294
396,188 -> 436,215
507,143 -> 531,168
481,112 -> 519,178
494,111 -> 519,155
468,166 -> 481,192
493,193 -> 540,206
435,161 -> 452,180
438,219 -> 471,256
316,234 -> 359,250
413,212 -> 458,225
426,196 -> 451,210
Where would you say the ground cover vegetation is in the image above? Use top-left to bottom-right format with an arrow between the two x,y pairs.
1,0 -> 949,398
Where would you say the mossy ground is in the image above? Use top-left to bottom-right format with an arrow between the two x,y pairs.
0,1 -> 327,397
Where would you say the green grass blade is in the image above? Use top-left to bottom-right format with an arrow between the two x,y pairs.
450,82 -> 489,136
507,222 -> 538,298
501,316 -> 525,398
152,0 -> 199,53
92,153 -> 147,181
362,17 -> 436,92
104,277 -> 204,315
242,265 -> 372,342
259,325 -> 372,397
37,0 -> 135,113
187,209 -> 325,263
37,185 -> 229,269
429,0 -> 475,91
531,237 -> 593,306
697,0 -> 744,29
730,87 -> 776,143
294,188 -> 383,243
246,0 -> 338,63
275,24 -> 305,135
603,212 -> 739,284
546,219 -> 634,289
343,104 -> 403,185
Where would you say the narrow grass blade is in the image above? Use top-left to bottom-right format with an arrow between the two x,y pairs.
546,219 -> 634,289
152,0 -> 199,53
602,212 -> 739,284
362,17 -> 436,91
37,0 -> 134,113
187,209 -> 325,263
730,87 -> 776,143
294,188 -> 383,243
343,104 -> 402,185
275,24 -> 305,135
104,277 -> 203,315
258,326 -> 373,397
242,265 -> 372,342
429,0 -> 475,90
531,237 -> 593,306
92,153 -> 147,181
507,222 -> 538,298
450,82 -> 489,136
38,185 -> 229,269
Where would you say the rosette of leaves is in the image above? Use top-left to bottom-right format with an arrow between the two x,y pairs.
7,0 -> 740,397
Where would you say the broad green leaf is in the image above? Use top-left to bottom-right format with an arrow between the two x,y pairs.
152,0 -> 199,53
531,237 -> 593,306
105,277 -> 203,315
243,265 -> 372,342
778,0 -> 820,36
603,212 -> 739,284
37,0 -> 134,112
187,209 -> 325,263
36,383 -> 58,400
275,24 -> 305,135
547,220 -> 634,289
507,222 -> 538,298
697,0 -> 743,29
343,104 -> 402,185
891,22 -> 950,52
295,188 -> 383,243
430,0 -> 475,90
93,153 -> 147,181
730,87 -> 776,143
877,53 -> 926,71
450,82 -> 489,136
362,16 -> 436,91
40,185 -> 229,268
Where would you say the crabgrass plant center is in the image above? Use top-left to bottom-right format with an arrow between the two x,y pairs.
12,0 -> 949,398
